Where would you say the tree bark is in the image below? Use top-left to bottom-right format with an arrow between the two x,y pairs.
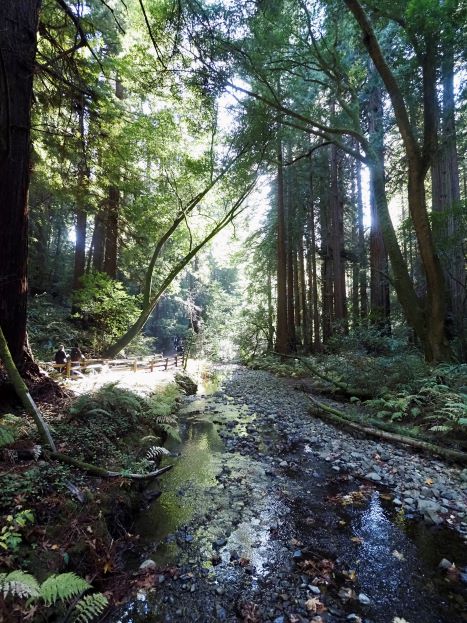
275,138 -> 289,353
431,47 -> 465,354
368,82 -> 390,331
0,1 -> 41,366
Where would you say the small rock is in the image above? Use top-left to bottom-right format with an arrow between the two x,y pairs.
438,558 -> 453,570
308,585 -> 321,595
214,537 -> 227,548
358,593 -> 371,605
393,498 -> 402,506
346,616 -> 362,623
365,472 -> 382,482
279,460 -> 288,467
139,559 -> 156,571
273,617 -> 285,623
292,549 -> 303,560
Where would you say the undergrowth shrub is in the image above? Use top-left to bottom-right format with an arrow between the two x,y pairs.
57,383 -> 181,464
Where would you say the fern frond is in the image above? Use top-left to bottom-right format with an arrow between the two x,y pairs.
146,446 -> 170,461
40,572 -> 91,605
71,593 -> 108,623
0,570 -> 40,599
155,415 -> 177,426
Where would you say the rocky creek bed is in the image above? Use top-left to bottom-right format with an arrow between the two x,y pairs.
110,366 -> 467,623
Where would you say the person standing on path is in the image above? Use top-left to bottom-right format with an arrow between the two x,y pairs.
54,344 -> 68,375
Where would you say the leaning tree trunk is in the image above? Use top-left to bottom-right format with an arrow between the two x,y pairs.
0,0 -> 41,367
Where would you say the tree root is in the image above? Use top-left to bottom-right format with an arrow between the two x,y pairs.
308,395 -> 467,464
48,452 -> 174,480
272,352 -> 373,400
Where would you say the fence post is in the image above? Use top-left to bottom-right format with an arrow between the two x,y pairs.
66,361 -> 71,378
133,359 -> 137,372
175,355 -> 178,367
165,357 -> 168,370
150,358 -> 154,372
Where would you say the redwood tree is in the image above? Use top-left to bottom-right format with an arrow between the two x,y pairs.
0,0 -> 41,367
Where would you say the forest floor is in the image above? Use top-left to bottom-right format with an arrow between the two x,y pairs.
109,365 -> 467,623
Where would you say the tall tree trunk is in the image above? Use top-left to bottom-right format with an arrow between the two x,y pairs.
91,212 -> 106,272
0,0 -> 40,366
356,155 -> 368,320
103,77 -> 123,279
275,139 -> 289,354
308,164 -> 321,352
103,186 -> 119,278
329,141 -> 347,331
368,83 -> 390,332
298,236 -> 309,352
320,150 -> 333,342
72,99 -> 88,294
431,48 -> 465,354
285,152 -> 297,351
293,249 -> 301,347
267,264 -> 274,350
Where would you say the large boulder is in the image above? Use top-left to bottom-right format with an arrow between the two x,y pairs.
175,371 -> 198,395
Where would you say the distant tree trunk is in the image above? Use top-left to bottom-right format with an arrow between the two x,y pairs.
275,139 -> 289,354
320,150 -> 333,342
431,48 -> 465,353
0,0 -> 40,367
103,77 -> 123,279
298,236 -> 309,352
308,164 -> 321,352
356,156 -> 368,320
72,99 -> 88,294
368,84 -> 390,332
329,141 -> 347,331
267,264 -> 274,350
285,153 -> 297,351
103,186 -> 118,278
91,212 -> 106,272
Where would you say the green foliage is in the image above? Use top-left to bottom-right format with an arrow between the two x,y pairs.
0,510 -> 34,552
72,273 -> 142,353
72,593 -> 109,623
143,385 -> 181,442
71,383 -> 142,426
0,414 -> 22,448
40,572 -> 91,606
0,570 -> 39,599
0,570 -> 108,622
28,294 -> 80,361
0,464 -> 74,513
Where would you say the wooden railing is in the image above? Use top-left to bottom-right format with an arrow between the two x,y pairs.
42,353 -> 186,378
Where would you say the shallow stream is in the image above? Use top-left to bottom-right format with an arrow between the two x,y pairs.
111,369 -> 467,623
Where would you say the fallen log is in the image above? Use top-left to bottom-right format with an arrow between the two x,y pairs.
272,352 -> 373,400
308,395 -> 467,464
48,453 -> 174,480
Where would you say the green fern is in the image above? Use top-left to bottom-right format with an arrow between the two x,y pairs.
146,445 -> 170,461
0,570 -> 40,599
71,593 -> 108,623
40,572 -> 91,605
0,414 -> 22,448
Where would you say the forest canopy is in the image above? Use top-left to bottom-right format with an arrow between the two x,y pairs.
0,0 -> 466,368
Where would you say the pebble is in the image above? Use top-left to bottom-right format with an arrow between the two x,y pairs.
365,472 -> 382,482
139,559 -> 156,571
358,593 -> 371,605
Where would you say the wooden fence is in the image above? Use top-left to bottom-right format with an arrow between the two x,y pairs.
42,353 -> 186,378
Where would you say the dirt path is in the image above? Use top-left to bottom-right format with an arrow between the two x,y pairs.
110,366 -> 467,623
